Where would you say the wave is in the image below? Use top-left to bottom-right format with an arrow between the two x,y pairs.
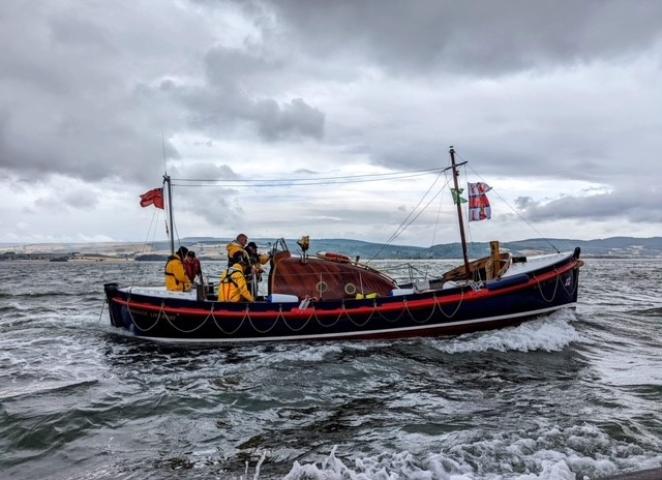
425,310 -> 581,354
0,379 -> 99,401
280,426 -> 662,480
0,291 -> 83,299
626,306 -> 662,317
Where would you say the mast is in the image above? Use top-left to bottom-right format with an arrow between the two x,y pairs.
449,146 -> 470,276
163,174 -> 175,256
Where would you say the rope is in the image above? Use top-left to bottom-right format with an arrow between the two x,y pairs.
247,307 -> 281,334
373,301 -> 410,324
97,299 -> 106,324
161,308 -> 209,334
402,297 -> 437,325
561,269 -> 579,297
316,309 -> 341,328
462,157 -> 560,254
171,168 -> 445,187
344,303 -> 372,328
535,271 -> 560,303
411,296 -> 440,324
437,289 -> 465,319
281,307 -> 315,332
123,295 -> 162,333
369,174 -> 450,261
211,304 -> 247,336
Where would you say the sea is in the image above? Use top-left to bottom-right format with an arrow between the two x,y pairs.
0,258 -> 661,480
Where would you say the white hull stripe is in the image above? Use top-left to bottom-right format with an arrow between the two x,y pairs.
116,303 -> 576,345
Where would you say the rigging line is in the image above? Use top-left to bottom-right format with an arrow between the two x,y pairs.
388,176 -> 451,246
170,171 -> 442,188
424,185 -> 446,280
368,171 -> 445,261
369,178 -> 450,262
458,154 -> 561,254
141,209 -> 158,254
171,167 -> 444,183
380,171 -> 446,246
132,209 -> 159,289
173,220 -> 182,252
390,184 -> 447,246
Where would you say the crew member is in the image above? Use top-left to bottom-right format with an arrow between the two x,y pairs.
165,246 -> 192,292
245,241 -> 270,296
184,250 -> 202,283
226,233 -> 248,267
218,254 -> 254,303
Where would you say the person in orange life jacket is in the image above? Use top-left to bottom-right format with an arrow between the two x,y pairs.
165,246 -> 192,292
226,233 -> 248,267
184,250 -> 202,283
218,254 -> 254,303
245,241 -> 271,296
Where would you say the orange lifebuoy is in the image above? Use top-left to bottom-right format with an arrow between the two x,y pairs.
317,251 -> 352,263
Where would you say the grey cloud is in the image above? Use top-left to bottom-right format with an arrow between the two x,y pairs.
0,104 -> 179,182
170,163 -> 238,180
515,196 -> 535,210
204,46 -> 278,87
253,97 -> 324,140
62,189 -> 100,209
179,189 -> 243,228
161,79 -> 325,141
520,188 -> 662,224
49,15 -> 113,51
0,3 -> 189,182
264,0 -> 662,74
156,45 -> 326,141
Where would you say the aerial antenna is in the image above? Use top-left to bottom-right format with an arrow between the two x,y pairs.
161,130 -> 168,175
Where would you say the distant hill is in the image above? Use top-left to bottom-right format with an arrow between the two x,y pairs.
2,236 -> 661,260
172,236 -> 662,259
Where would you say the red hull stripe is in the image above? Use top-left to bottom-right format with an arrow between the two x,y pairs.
112,260 -> 579,320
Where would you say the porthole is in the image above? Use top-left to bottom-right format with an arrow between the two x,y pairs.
316,281 -> 328,294
344,282 -> 357,295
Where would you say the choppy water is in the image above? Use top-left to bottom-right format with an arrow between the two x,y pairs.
0,259 -> 661,480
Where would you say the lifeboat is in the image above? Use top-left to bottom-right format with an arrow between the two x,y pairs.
103,238 -> 582,344
103,147 -> 583,344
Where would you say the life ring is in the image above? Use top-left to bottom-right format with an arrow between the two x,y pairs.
317,251 -> 351,263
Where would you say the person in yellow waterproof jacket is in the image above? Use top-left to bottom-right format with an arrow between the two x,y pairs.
226,233 -> 248,266
218,255 -> 255,303
165,246 -> 192,292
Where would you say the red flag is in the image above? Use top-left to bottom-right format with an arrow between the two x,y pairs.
139,188 -> 164,209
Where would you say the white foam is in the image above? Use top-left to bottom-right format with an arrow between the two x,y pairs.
425,310 -> 582,354
280,424 -> 662,480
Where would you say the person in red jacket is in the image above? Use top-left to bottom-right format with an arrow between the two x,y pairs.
184,250 -> 202,283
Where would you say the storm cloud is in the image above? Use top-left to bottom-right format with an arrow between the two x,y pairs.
0,0 -> 660,243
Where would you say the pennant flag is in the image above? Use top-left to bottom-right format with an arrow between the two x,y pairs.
139,188 -> 164,209
451,188 -> 467,205
468,182 -> 492,221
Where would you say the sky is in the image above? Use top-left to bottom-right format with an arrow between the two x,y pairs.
1,0 -> 661,246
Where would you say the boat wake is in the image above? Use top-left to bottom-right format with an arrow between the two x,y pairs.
425,309 -> 581,354
280,424 -> 662,480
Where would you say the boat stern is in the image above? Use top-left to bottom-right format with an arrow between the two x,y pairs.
103,282 -> 123,328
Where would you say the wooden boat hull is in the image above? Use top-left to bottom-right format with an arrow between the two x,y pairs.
104,250 -> 582,344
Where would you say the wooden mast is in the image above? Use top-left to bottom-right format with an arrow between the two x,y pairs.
163,174 -> 175,256
449,146 -> 471,276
